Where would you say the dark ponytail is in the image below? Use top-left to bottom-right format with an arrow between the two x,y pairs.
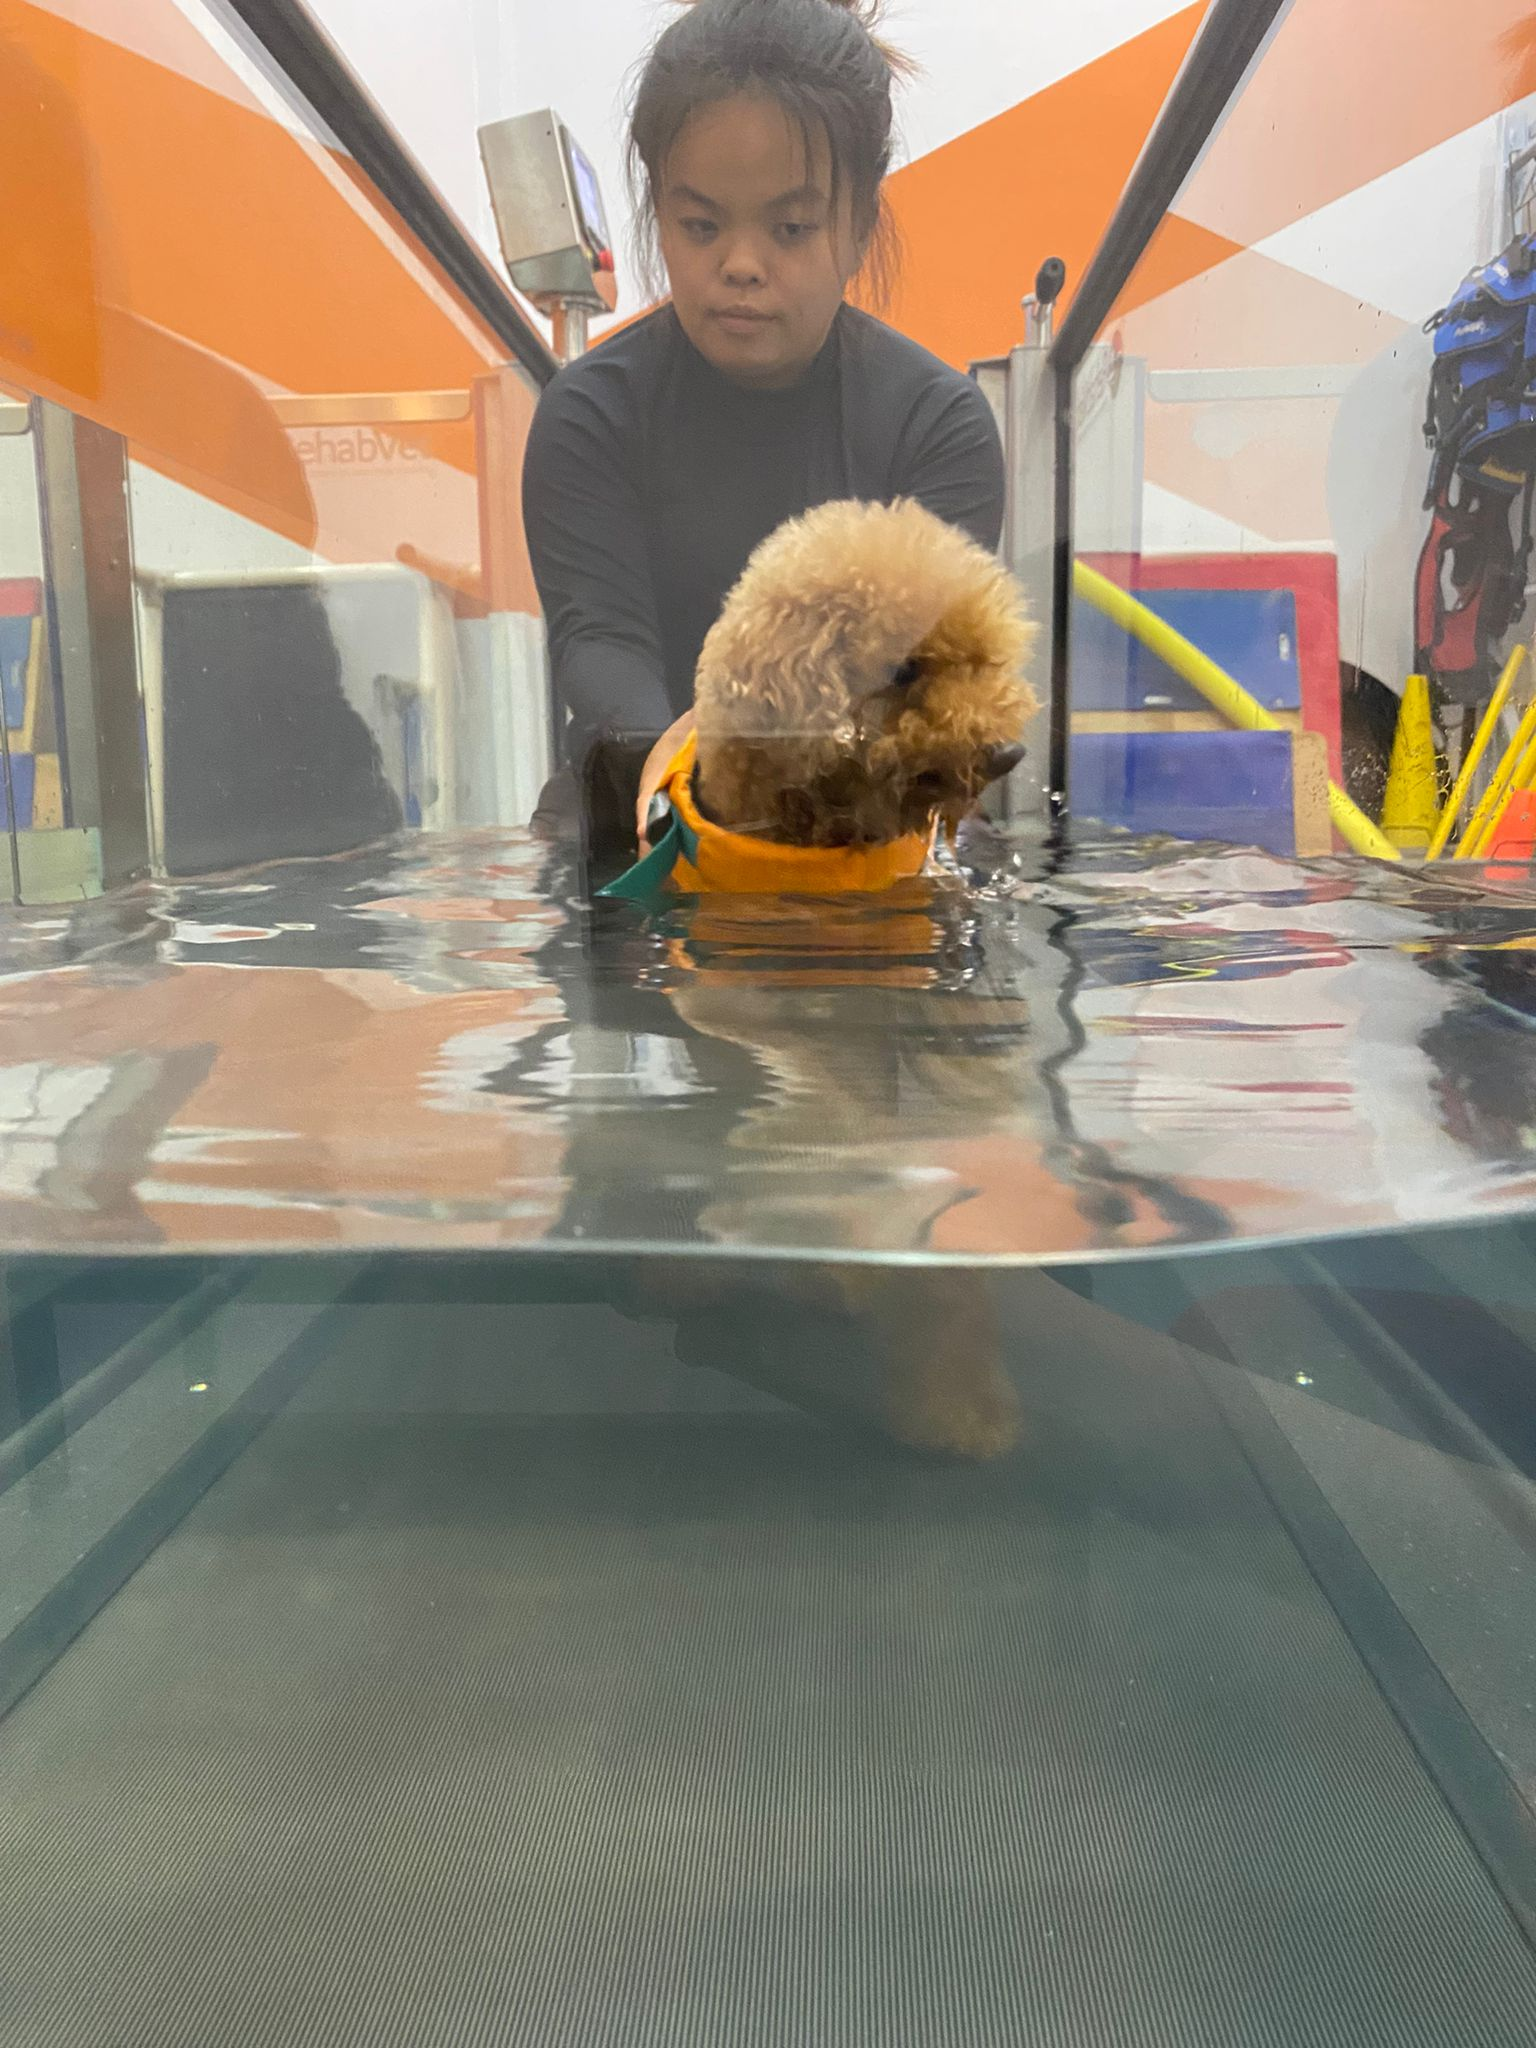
627,0 -> 910,304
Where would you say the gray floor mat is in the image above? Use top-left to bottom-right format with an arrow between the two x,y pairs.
1,1281 -> 1534,2047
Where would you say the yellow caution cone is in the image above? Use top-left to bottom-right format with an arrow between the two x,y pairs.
1380,674 -> 1439,853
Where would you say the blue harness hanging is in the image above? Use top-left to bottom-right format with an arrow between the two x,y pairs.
1417,236 -> 1536,700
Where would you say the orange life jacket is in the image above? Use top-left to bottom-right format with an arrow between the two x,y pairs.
600,731 -> 933,900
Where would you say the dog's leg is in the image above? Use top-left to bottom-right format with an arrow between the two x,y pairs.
610,1258 -> 1020,1460
833,1265 -> 1021,1461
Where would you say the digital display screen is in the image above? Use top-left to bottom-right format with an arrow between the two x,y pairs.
564,133 -> 611,255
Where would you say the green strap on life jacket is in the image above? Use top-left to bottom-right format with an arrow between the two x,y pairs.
596,807 -> 700,903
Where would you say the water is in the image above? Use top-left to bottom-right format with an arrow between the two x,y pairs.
5,826 -> 1536,1258
2,830 -> 1535,2043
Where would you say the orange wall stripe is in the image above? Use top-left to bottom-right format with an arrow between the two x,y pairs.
15,0 -> 1512,574
1117,245 -> 1408,372
6,2 -> 507,394
1174,0 -> 1536,250
877,5 -> 1211,369
0,2 -> 514,569
877,0 -> 1536,375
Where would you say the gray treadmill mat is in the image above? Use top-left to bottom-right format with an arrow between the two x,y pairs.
2,1283 -> 1535,2048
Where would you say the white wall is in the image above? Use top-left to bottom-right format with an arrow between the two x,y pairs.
304,1 -> 1191,331
1304,107 -> 1517,690
17,2 -> 1535,711
307,0 -> 512,263
306,0 -> 665,334
0,439 -> 43,581
488,0 -> 662,320
886,0 -> 1186,161
128,466 -> 314,580
1132,100 -> 1528,691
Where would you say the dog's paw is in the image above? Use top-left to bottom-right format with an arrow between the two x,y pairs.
833,1264 -> 1022,1461
885,1364 -> 1023,1462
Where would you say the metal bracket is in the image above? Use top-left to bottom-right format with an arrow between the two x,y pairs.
31,403 -> 147,891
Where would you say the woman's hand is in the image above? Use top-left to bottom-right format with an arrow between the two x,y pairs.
635,710 -> 696,847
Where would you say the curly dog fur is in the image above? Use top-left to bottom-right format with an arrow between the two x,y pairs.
692,497 -> 1037,847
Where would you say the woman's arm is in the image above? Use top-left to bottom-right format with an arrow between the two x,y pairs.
521,370 -> 675,742
892,375 -> 1007,555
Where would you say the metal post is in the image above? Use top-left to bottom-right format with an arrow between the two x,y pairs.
0,677 -> 21,904
32,402 -> 151,888
1048,360 -> 1076,822
1043,0 -> 1294,824
473,365 -> 560,797
551,300 -> 589,364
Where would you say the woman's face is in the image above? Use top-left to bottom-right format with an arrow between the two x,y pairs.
657,94 -> 864,390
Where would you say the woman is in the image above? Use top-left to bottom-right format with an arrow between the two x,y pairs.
522,0 -> 1005,839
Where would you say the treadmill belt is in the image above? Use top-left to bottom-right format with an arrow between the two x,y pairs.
1,1289 -> 1534,2047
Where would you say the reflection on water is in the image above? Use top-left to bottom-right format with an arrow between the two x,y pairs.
3,828 -> 1536,1258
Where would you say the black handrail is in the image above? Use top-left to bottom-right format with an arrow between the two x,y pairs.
1046,358 -> 1075,819
1042,0 -> 1290,817
206,0 -> 559,388
1051,0 -> 1290,375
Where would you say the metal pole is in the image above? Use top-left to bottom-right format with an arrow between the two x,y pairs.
207,0 -> 556,387
1048,360 -> 1075,822
32,402 -> 151,888
0,709 -> 21,906
551,300 -> 590,364
1042,0 -> 1292,824
1051,0 -> 1291,376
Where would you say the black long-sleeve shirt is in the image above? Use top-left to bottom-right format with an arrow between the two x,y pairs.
521,302 -> 1005,756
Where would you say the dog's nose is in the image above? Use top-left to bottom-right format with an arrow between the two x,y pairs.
982,741 -> 1026,781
